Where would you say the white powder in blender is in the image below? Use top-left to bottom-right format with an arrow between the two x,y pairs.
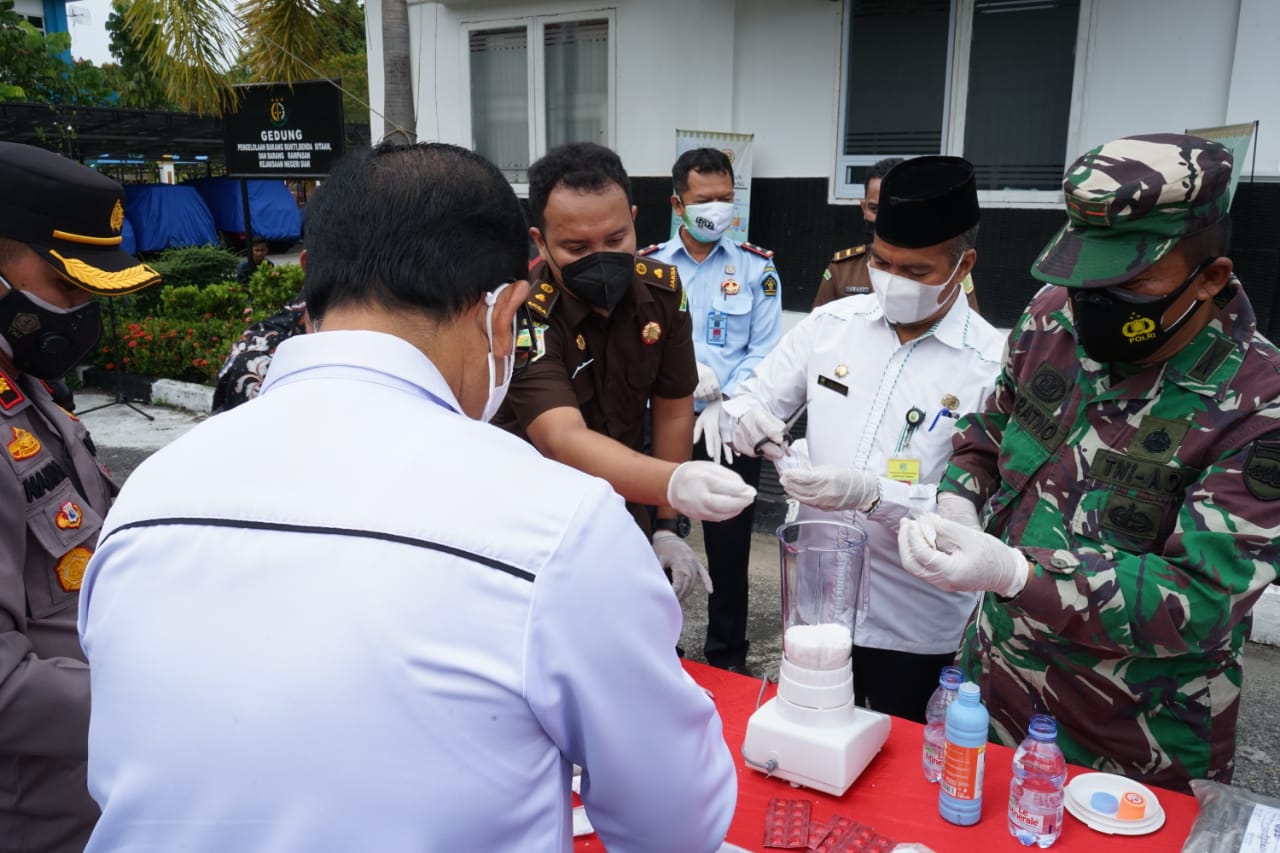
784,623 -> 853,669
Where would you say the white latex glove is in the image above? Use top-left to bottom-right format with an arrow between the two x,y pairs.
728,407 -> 787,460
780,464 -> 880,512
936,491 -> 982,531
667,460 -> 757,522
693,401 -> 734,466
652,530 -> 713,600
694,362 -> 721,403
898,513 -> 1029,598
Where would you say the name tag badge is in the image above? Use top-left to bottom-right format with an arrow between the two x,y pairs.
817,375 -> 848,396
887,457 -> 921,485
706,311 -> 728,347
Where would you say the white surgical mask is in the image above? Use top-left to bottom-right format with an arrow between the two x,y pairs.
480,283 -> 515,422
681,201 -> 735,243
868,256 -> 964,325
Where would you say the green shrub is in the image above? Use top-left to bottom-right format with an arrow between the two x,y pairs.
145,245 -> 241,290
90,262 -> 305,385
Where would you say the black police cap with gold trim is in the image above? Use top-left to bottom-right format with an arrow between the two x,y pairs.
0,142 -> 159,296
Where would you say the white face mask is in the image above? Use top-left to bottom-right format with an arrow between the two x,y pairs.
681,200 -> 735,243
868,256 -> 964,325
480,283 -> 515,422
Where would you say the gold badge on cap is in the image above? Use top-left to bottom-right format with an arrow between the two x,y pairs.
721,280 -> 740,296
641,321 -> 662,345
575,334 -> 586,351
55,546 -> 92,592
834,364 -> 848,378
110,199 -> 124,233
7,426 -> 39,460
942,394 -> 960,410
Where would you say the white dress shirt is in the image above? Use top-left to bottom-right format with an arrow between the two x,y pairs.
723,294 -> 1004,653
79,329 -> 736,853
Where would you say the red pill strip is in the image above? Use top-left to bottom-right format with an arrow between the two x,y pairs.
762,797 -> 812,849
811,815 -> 855,853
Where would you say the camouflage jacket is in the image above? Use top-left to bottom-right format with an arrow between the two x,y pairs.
940,278 -> 1280,792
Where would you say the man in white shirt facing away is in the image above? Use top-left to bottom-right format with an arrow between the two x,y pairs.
78,142 -> 737,853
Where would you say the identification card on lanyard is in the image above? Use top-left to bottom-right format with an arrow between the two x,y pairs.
706,310 -> 728,347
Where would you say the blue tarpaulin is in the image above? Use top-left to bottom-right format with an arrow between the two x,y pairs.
123,185 -> 219,251
120,217 -> 136,256
189,177 -> 303,243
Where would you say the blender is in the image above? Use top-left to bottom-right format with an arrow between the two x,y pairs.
740,519 -> 891,796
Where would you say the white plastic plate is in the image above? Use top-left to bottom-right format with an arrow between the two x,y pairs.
1064,771 -> 1166,835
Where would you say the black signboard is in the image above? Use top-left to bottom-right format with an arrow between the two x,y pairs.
223,80 -> 346,178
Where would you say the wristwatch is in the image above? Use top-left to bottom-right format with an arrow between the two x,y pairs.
654,515 -> 692,538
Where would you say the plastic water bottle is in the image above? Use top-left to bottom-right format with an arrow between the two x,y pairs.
1008,714 -> 1067,847
922,665 -> 964,782
938,681 -> 988,826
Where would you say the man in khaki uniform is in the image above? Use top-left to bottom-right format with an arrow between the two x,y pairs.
0,142 -> 159,852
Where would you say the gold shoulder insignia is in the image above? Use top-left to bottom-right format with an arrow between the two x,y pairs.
636,243 -> 661,257
741,241 -> 775,260
831,245 -> 866,263
526,279 -> 560,318
0,367 -> 25,412
636,259 -> 679,292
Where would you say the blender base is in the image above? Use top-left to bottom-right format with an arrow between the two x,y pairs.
741,698 -> 891,797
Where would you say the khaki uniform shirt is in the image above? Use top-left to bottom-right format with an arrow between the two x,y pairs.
813,245 -> 873,309
494,258 -> 697,530
0,364 -> 114,852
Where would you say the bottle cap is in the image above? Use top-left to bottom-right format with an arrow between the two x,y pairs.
958,682 -> 981,702
1117,791 -> 1147,821
939,666 -> 963,688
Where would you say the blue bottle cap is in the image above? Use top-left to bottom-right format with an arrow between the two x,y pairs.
1090,791 -> 1119,815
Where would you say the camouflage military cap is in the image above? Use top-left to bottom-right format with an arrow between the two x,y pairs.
1032,133 -> 1233,289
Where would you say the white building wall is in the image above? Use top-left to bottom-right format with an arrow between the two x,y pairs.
374,0 -> 1280,181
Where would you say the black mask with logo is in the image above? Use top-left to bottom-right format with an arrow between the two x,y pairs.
549,250 -> 634,313
0,281 -> 103,380
1069,259 -> 1213,365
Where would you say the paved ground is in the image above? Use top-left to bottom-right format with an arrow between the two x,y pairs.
73,388 -> 1280,799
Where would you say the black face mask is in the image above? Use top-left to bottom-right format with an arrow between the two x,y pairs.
0,283 -> 103,380
1069,259 -> 1212,365
550,251 -> 634,313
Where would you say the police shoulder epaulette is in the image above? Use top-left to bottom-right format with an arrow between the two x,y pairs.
633,259 -> 679,292
636,243 -> 662,257
831,245 -> 867,263
526,278 -> 560,319
740,241 -> 775,260
0,366 -> 26,414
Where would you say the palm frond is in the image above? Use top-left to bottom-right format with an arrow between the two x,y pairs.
238,0 -> 328,86
125,0 -> 242,115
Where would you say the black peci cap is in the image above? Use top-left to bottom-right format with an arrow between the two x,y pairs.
873,156 -> 980,249
0,142 -> 159,295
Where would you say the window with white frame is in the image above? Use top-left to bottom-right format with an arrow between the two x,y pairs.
466,13 -> 613,187
835,0 -> 1085,202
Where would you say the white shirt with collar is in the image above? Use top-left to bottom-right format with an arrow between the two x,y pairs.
724,294 -> 1004,653
79,329 -> 736,853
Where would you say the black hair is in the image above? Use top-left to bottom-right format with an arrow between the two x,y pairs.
1176,214 -> 1233,264
250,235 -> 268,247
672,147 -> 734,196
527,142 -> 632,230
867,157 -> 904,187
302,142 -> 527,323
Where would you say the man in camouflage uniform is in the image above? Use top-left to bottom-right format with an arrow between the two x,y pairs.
897,133 -> 1280,793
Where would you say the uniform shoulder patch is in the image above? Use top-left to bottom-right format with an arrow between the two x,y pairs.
1244,432 -> 1280,501
0,367 -> 25,412
526,279 -> 560,319
635,259 -> 679,292
831,245 -> 867,263
740,241 -> 775,259
636,243 -> 661,257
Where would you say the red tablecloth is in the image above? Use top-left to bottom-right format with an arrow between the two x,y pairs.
577,660 -> 1200,851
